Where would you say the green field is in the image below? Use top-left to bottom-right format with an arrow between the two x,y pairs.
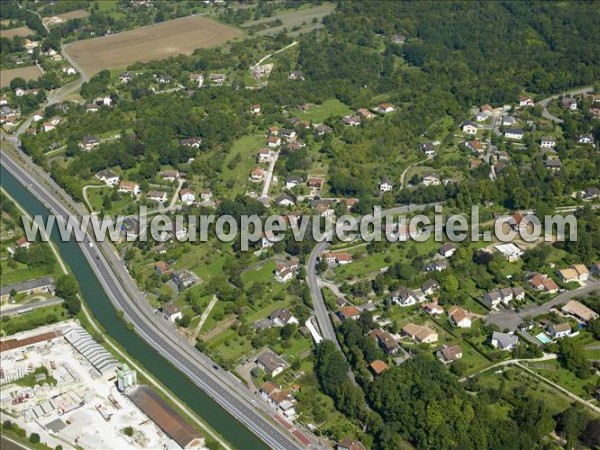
0,260 -> 57,286
524,359 -> 597,399
221,135 -> 265,196
293,99 -> 353,123
242,3 -> 337,37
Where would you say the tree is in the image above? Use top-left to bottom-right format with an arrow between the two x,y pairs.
558,339 -> 592,379
55,274 -> 80,299
123,426 -> 134,437
29,433 -> 40,444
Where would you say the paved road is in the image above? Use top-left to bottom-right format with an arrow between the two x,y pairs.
306,204 -> 439,346
261,150 -> 280,198
0,153 -> 310,450
486,279 -> 600,331
0,297 -> 64,317
536,86 -> 594,124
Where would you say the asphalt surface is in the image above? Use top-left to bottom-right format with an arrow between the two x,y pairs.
485,278 -> 600,332
0,297 -> 64,317
1,151 -> 308,450
305,204 -> 439,347
536,86 -> 594,124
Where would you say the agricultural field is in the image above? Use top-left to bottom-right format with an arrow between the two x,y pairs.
64,16 -> 244,74
0,26 -> 35,39
0,65 -> 43,88
241,3 -> 336,37
56,9 -> 90,21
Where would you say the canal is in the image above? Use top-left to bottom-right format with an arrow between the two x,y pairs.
1,166 -> 266,450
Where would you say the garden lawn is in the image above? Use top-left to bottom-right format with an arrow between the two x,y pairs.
293,99 -> 353,123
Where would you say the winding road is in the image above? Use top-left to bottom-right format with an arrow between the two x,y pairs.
536,86 -> 594,124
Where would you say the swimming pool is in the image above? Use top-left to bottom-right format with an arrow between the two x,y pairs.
536,332 -> 552,344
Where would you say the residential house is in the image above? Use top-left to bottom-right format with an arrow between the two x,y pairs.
402,323 -> 438,343
147,190 -> 168,203
267,135 -> 282,147
79,135 -> 100,150
423,302 -> 444,316
15,236 -> 31,250
338,305 -> 361,321
484,287 -> 524,308
285,175 -> 303,190
86,103 -> 99,113
275,194 -> 295,207
376,103 -> 395,114
356,108 -> 375,120
540,136 -> 556,148
369,329 -> 399,355
390,287 -> 419,307
260,381 -> 279,402
337,438 -> 367,450
504,128 -> 524,140
200,189 -> 212,202
562,97 -> 577,110
420,142 -> 437,157
495,243 -> 524,262
314,123 -> 332,135
323,251 -> 353,265
313,201 -> 334,217
584,187 -> 600,200
188,73 -> 204,87
275,264 -> 294,283
527,273 -> 559,294
578,134 -> 595,145
288,70 -> 305,81
561,300 -> 598,323
179,137 -> 202,148
269,308 -> 299,327
95,169 -> 120,186
256,350 -> 286,377
118,181 -> 140,196
209,74 -> 226,86
307,177 -> 325,190
491,332 -> 518,351
470,159 -> 483,170
476,111 -> 489,122
390,34 -> 406,45
421,279 -> 440,296
545,158 -> 562,172
154,261 -> 172,276
171,269 -> 198,290
250,104 -> 261,114
268,125 -> 280,136
160,170 -> 179,182
462,121 -> 478,135
268,390 -> 296,419
179,189 -> 196,205
437,345 -> 463,364
104,71 -> 125,85
379,178 -> 394,192
557,264 -> 589,283
342,115 -> 361,126
439,243 -> 457,258
281,129 -> 297,141
369,360 -> 389,376
519,95 -> 534,107
502,115 -> 516,126
422,172 -> 441,186
425,260 -> 449,272
258,148 -> 274,163
250,167 -> 266,181
162,302 -> 182,322
466,140 -> 484,153
448,306 -> 472,328
158,75 -> 173,84
548,323 -> 571,339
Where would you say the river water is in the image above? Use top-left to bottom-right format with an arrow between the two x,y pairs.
1,165 -> 266,450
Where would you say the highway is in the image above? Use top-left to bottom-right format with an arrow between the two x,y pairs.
0,45 -> 317,449
0,156 -> 310,449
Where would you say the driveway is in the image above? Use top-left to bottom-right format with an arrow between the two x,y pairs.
485,279 -> 600,331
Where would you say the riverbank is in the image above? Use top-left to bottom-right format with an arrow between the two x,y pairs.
0,184 -> 234,450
